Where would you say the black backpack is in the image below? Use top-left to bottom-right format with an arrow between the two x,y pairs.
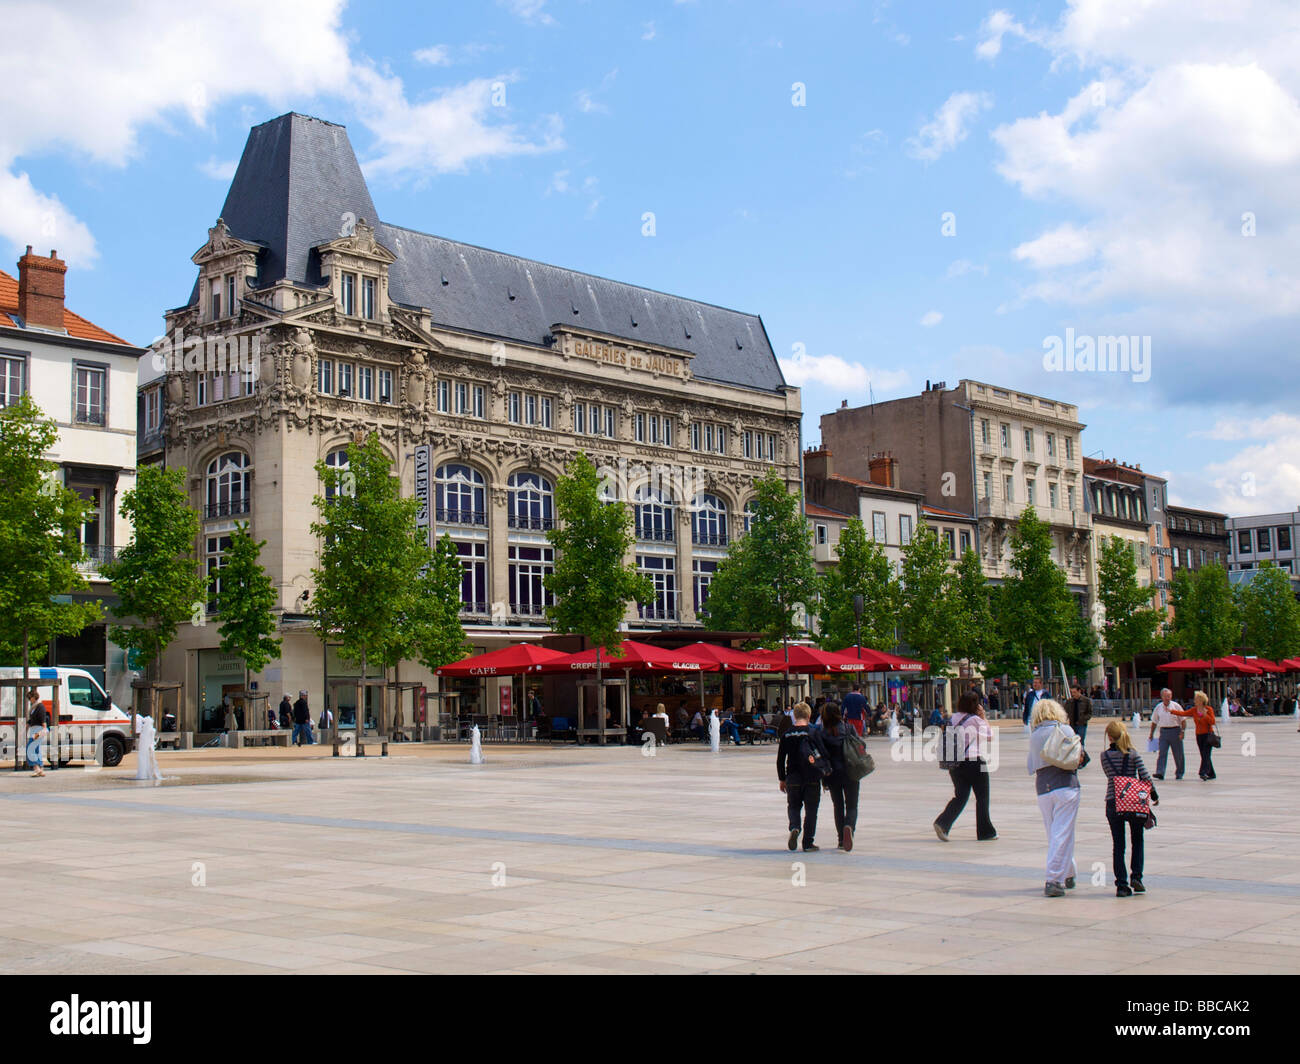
939,713 -> 974,770
799,731 -> 833,780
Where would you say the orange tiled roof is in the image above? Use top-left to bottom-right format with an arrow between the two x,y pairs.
806,502 -> 854,520
0,268 -> 131,345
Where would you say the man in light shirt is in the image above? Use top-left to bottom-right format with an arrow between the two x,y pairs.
1148,688 -> 1187,780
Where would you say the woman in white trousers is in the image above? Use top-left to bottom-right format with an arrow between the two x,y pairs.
1026,699 -> 1081,897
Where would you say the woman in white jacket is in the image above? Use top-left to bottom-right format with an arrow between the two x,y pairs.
1027,699 -> 1081,897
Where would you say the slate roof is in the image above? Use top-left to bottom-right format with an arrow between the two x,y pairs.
205,113 -> 787,394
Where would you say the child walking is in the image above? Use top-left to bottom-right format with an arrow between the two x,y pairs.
1100,719 -> 1159,897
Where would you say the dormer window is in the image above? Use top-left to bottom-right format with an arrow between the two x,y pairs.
210,279 -> 221,321
341,273 -> 356,316
362,276 -> 376,320
225,274 -> 236,318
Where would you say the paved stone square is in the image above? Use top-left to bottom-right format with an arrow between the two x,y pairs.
0,718 -> 1297,974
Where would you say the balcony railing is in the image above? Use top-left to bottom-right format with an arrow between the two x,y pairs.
638,602 -> 679,621
636,526 -> 675,543
438,507 -> 487,527
692,531 -> 728,547
75,544 -> 117,572
459,600 -> 490,617
205,498 -> 251,520
75,409 -> 106,427
507,514 -> 554,531
510,602 -> 549,618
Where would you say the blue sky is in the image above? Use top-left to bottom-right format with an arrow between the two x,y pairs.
2,0 -> 1296,515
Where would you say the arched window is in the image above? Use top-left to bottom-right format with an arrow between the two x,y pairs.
634,484 -> 675,542
692,493 -> 728,547
323,447 -> 349,502
508,472 -> 554,531
436,464 -> 487,526
205,451 -> 250,519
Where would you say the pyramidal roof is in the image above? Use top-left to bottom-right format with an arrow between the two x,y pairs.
205,113 -> 787,393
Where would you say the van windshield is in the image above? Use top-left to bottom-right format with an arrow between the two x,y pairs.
67,674 -> 106,709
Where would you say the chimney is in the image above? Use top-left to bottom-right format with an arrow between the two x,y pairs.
868,451 -> 897,488
17,247 -> 67,331
804,446 -> 833,481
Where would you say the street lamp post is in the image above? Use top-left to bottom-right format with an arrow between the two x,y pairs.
853,593 -> 864,659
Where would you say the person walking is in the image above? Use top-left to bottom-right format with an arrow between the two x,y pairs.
1066,683 -> 1093,767
777,702 -> 827,852
1148,688 -> 1187,781
816,702 -> 860,852
1027,699 -> 1081,897
278,695 -> 292,730
934,692 -> 998,843
291,691 -> 314,746
1023,675 -> 1049,726
841,684 -> 869,737
293,690 -> 313,745
1100,719 -> 1158,896
25,688 -> 48,777
1182,690 -> 1218,780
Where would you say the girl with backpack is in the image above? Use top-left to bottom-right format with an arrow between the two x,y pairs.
1027,699 -> 1082,898
933,692 -> 997,843
816,702 -> 860,852
1100,719 -> 1158,897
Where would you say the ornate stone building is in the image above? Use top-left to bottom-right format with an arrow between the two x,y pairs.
145,113 -> 801,730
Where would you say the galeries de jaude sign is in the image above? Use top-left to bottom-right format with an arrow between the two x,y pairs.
556,329 -> 692,380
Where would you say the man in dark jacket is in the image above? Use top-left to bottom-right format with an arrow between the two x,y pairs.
1023,676 -> 1048,725
278,694 -> 293,730
292,690 -> 313,746
777,703 -> 827,852
1066,684 -> 1093,765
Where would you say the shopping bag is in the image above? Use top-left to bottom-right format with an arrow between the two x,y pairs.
1145,737 -> 1159,753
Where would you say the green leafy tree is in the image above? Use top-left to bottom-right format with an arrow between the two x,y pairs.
545,452 -> 653,652
311,434 -> 432,732
404,533 -> 468,674
215,523 -> 282,694
703,468 -> 818,647
0,394 -> 101,679
1172,563 -> 1241,665
1059,600 -> 1100,682
816,517 -> 898,651
1238,561 -> 1300,663
948,548 -> 996,669
105,464 -> 205,678
1000,506 -> 1075,675
1096,535 -> 1163,682
896,522 -> 955,674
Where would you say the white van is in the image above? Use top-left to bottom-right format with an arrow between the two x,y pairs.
0,667 -> 133,767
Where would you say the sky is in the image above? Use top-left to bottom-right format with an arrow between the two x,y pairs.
2,0 -> 1297,516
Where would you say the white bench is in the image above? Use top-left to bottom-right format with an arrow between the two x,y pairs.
233,729 -> 292,748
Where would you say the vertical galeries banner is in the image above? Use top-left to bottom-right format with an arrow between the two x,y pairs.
414,444 -> 431,551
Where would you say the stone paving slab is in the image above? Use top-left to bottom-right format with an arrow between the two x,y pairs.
0,719 -> 1297,974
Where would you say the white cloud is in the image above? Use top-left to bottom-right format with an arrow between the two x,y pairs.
0,2 -> 563,263
780,348 -> 909,393
906,91 -> 993,161
546,170 -> 570,196
0,169 -> 96,266
1177,414 -> 1300,513
575,69 -> 618,115
352,69 -> 564,177
499,0 -> 554,25
946,259 -> 989,278
641,21 -> 656,41
920,310 -> 943,327
987,3 -> 1300,400
197,157 -> 237,181
1013,224 -> 1095,269
413,45 -> 451,66
976,10 -> 1039,60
